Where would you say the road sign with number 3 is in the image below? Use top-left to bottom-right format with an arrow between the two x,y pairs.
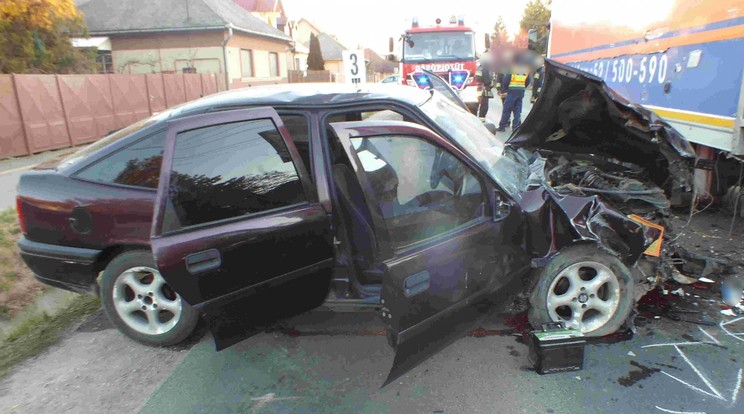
342,50 -> 367,85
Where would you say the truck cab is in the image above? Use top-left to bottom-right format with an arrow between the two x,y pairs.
392,17 -> 481,113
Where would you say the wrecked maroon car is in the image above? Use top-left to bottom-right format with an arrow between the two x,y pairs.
17,59 -> 692,383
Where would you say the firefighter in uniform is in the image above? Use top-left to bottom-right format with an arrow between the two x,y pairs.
497,66 -> 530,131
474,53 -> 494,118
530,59 -> 545,103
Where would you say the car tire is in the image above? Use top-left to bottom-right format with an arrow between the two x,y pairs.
528,245 -> 634,337
100,250 -> 199,346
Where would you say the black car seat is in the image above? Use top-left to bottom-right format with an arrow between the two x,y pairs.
332,163 -> 384,285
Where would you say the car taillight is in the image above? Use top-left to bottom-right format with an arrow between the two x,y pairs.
16,197 -> 27,234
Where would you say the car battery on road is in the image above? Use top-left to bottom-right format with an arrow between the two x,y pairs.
527,322 -> 586,374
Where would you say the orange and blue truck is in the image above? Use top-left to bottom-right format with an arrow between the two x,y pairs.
547,0 -> 744,197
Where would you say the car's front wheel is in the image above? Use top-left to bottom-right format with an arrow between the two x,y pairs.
528,245 -> 634,337
100,250 -> 199,346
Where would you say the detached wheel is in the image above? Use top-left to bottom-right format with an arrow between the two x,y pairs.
528,246 -> 634,337
100,251 -> 198,346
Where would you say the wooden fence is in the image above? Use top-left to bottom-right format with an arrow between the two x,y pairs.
288,70 -> 333,83
0,72 -> 227,159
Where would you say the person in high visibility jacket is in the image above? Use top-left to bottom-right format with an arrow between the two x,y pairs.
497,67 -> 530,131
474,53 -> 495,118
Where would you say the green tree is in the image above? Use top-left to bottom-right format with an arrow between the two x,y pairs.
519,0 -> 551,54
493,16 -> 508,47
307,33 -> 325,71
0,0 -> 96,74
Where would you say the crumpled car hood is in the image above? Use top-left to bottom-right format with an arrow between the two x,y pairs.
506,59 -> 695,194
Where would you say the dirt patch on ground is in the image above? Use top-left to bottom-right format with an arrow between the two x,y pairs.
0,209 -> 44,320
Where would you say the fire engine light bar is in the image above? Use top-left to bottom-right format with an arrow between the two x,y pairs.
450,70 -> 469,89
411,72 -> 431,88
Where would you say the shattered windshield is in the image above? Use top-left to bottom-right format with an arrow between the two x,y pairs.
418,94 -> 529,197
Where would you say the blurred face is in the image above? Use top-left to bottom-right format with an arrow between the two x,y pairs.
480,52 -> 492,66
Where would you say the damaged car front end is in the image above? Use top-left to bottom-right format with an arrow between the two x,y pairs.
500,60 -> 696,334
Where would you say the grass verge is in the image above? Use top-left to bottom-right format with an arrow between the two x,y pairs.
0,208 -> 45,319
0,295 -> 101,378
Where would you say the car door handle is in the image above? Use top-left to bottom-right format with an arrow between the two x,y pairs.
404,270 -> 430,298
185,249 -> 221,274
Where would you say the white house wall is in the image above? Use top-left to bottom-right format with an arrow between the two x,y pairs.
113,47 -> 224,74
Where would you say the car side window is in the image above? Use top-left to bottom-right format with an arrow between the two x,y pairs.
76,131 -> 165,189
280,114 -> 312,180
349,135 -> 484,248
161,119 -> 306,233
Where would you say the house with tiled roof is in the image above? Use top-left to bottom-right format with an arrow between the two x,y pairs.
79,0 -> 294,88
305,33 -> 348,75
293,20 -> 348,78
232,0 -> 287,33
229,0 -> 308,72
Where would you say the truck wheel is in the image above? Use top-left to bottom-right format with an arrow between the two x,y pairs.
100,250 -> 199,346
528,245 -> 634,337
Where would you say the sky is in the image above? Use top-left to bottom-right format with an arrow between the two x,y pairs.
282,0 -> 532,54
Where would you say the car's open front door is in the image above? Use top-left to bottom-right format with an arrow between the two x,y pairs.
330,120 -> 527,385
151,107 -> 334,350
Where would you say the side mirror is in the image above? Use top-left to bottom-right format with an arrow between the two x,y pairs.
493,190 -> 511,220
484,33 -> 491,51
389,37 -> 394,53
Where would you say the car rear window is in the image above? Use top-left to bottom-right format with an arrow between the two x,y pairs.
161,118 -> 306,232
75,131 -> 165,189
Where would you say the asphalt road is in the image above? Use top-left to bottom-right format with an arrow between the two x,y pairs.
138,310 -> 744,414
2,301 -> 742,414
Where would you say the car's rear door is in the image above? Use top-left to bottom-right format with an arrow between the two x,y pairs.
331,120 -> 528,385
151,108 -> 334,350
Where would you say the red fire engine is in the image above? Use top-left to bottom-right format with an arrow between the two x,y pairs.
391,17 -> 481,113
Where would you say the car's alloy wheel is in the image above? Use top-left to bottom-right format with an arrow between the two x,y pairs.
545,261 -> 621,333
529,245 -> 634,337
112,266 -> 182,336
100,250 -> 199,346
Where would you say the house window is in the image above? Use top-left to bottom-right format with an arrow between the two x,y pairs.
269,52 -> 280,77
96,50 -> 113,74
240,49 -> 253,77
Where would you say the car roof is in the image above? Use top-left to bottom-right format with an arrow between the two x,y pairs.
55,83 -> 432,175
173,82 -> 430,117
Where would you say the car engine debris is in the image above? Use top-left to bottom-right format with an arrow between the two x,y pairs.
545,153 -> 670,215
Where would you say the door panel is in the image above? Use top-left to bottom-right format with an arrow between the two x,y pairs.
151,108 -> 334,349
331,120 -> 529,384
